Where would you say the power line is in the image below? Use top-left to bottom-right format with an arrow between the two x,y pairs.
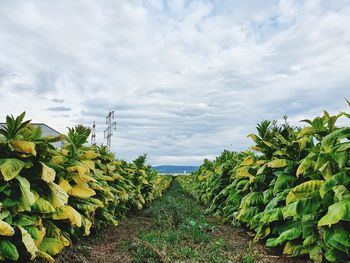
104,110 -> 117,150
91,121 -> 96,144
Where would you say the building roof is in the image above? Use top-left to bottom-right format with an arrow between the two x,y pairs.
0,123 -> 61,137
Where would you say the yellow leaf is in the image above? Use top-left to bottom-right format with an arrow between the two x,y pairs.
112,173 -> 123,180
283,241 -> 297,255
0,221 -> 14,236
50,155 -> 66,164
18,226 -> 38,260
58,178 -> 72,192
82,150 -> 100,159
81,160 -> 95,171
52,205 -> 82,227
266,159 -> 288,168
240,156 -> 255,166
10,140 -> 36,156
236,167 -> 251,178
68,184 -> 96,198
35,250 -> 55,263
247,133 -> 259,143
61,149 -> 69,156
40,162 -> 55,183
34,227 -> 46,247
286,180 -> 324,204
249,146 -> 264,152
48,182 -> 68,208
68,165 -> 96,184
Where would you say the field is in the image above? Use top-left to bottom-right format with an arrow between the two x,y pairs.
56,179 -> 305,263
1,104 -> 350,263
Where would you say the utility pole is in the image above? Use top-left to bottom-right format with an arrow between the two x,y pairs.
91,121 -> 96,144
104,110 -> 117,150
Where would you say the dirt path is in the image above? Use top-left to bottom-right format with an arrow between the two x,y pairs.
56,181 -> 308,263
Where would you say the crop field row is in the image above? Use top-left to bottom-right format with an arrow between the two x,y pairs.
0,113 -> 172,262
177,103 -> 350,263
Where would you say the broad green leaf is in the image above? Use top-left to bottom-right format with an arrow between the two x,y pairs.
309,245 -> 323,263
320,172 -> 350,198
318,200 -> 350,227
273,227 -> 301,246
0,220 -> 14,236
0,158 -> 25,181
321,127 -> 350,153
39,238 -> 64,256
273,175 -> 295,194
286,180 -> 324,204
0,240 -> 19,261
32,197 -> 55,213
335,142 -> 350,152
298,127 -> 316,138
19,226 -> 38,260
333,185 -> 350,201
41,162 -> 56,183
15,175 -> 35,208
331,151 -> 348,168
52,205 -> 82,227
13,214 -> 37,226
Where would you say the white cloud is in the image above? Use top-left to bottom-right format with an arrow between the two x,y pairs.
0,0 -> 349,165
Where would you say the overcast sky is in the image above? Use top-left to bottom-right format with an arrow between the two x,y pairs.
0,0 -> 349,165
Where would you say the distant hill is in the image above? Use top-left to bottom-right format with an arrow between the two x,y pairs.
153,165 -> 199,174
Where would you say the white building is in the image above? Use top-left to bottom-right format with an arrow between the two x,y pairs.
0,123 -> 64,148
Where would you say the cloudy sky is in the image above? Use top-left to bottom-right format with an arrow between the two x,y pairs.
0,0 -> 349,165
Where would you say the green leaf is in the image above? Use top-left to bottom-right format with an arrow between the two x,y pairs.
320,172 -> 350,198
32,197 -> 56,213
39,238 -> 64,256
318,200 -> 350,227
0,158 -> 25,181
15,175 -> 35,209
0,240 -> 19,261
273,175 -> 295,194
321,127 -> 350,153
275,227 -> 301,245
286,180 -> 324,204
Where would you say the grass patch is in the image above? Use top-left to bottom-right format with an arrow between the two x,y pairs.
124,180 -> 256,263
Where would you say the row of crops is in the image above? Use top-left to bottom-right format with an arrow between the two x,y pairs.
178,103 -> 350,262
0,113 -> 172,262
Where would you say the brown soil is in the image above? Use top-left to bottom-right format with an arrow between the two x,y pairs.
211,221 -> 309,263
56,214 -> 309,263
56,213 -> 152,263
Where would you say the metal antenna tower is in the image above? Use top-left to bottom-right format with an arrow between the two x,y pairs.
104,110 -> 117,150
91,121 -> 96,144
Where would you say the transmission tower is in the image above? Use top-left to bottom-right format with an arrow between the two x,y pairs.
104,110 -> 117,150
91,121 -> 96,144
